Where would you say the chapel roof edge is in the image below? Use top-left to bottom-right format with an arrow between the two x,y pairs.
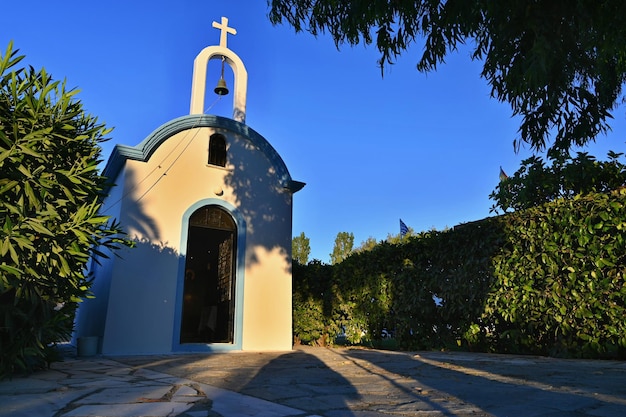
101,114 -> 304,194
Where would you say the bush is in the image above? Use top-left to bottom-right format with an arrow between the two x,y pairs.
0,43 -> 131,377
483,189 -> 626,357
491,151 -> 626,213
292,260 -> 337,345
293,191 -> 626,358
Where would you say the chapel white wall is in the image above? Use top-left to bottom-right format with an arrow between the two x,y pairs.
72,168 -> 126,348
98,126 -> 293,354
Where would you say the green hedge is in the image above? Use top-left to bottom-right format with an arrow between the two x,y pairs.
293,190 -> 626,358
483,189 -> 626,357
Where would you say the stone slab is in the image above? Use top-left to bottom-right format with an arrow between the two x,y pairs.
74,385 -> 173,404
63,402 -> 192,417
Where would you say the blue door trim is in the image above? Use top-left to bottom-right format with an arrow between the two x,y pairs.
172,199 -> 246,352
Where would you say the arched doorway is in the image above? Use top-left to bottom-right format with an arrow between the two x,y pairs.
180,206 -> 236,344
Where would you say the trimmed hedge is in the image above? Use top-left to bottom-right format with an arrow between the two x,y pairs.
483,189 -> 626,357
293,190 -> 626,358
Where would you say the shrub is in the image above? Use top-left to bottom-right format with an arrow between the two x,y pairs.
0,43 -> 131,377
293,191 -> 626,358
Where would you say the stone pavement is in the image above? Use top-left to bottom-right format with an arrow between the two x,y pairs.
1,345 -> 625,417
0,345 -> 306,417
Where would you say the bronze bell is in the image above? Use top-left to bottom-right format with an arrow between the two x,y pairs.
214,55 -> 229,96
214,77 -> 229,96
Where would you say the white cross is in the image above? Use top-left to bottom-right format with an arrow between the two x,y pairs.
212,17 -> 237,48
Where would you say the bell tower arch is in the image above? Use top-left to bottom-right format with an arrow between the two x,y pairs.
189,17 -> 248,123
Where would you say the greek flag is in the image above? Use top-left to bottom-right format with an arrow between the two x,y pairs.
499,166 -> 508,181
400,219 -> 409,238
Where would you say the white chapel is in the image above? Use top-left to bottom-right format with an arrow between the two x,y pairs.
73,17 -> 304,354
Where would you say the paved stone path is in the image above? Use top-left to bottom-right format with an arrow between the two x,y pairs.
119,346 -> 626,416
0,349 -> 304,417
1,345 -> 625,416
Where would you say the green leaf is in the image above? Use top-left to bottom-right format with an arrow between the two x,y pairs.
0,263 -> 22,277
0,148 -> 13,164
23,219 -> 54,236
17,143 -> 44,159
57,254 -> 71,277
6,239 -> 19,264
0,180 -> 19,195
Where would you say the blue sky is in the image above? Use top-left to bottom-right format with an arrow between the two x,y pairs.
3,1 -> 625,262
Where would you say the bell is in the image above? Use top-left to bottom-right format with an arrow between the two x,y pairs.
214,77 -> 229,95
214,55 -> 229,96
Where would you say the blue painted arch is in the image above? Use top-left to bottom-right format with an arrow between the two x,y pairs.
172,199 -> 246,352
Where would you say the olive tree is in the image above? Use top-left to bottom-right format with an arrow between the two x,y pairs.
269,0 -> 626,154
491,150 -> 626,213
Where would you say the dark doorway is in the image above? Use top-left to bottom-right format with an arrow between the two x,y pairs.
180,206 -> 236,344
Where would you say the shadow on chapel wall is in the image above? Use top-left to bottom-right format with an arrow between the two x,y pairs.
75,226 -> 181,348
99,237 -> 184,352
221,126 -> 296,270
113,168 -> 161,242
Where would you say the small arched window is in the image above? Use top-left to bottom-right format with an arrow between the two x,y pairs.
208,133 -> 227,167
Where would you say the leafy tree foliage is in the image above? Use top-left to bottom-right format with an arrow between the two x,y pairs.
386,226 -> 418,244
293,191 -> 626,357
486,190 -> 626,357
292,260 -> 335,345
292,231 -> 311,265
269,0 -> 626,153
491,151 -> 626,213
0,43 -> 131,376
330,231 -> 354,264
354,236 -> 378,253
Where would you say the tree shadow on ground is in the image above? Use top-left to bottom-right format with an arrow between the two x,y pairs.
339,348 -> 626,416
115,345 -> 626,416
116,348 -> 358,416
235,349 -> 359,416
